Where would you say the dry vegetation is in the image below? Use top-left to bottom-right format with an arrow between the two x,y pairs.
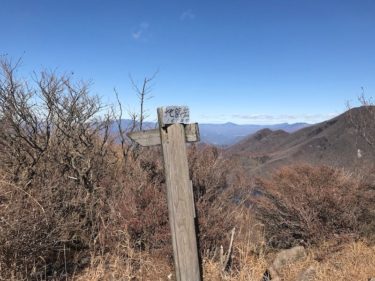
252,164 -> 375,249
0,59 -> 374,280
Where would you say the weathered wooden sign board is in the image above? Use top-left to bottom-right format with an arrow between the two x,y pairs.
161,105 -> 190,125
128,106 -> 201,281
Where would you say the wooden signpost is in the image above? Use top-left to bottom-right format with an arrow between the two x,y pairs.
128,106 -> 201,281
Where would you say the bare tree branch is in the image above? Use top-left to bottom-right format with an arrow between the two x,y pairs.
129,71 -> 158,131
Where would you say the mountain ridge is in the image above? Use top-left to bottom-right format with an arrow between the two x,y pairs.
227,106 -> 375,174
113,119 -> 311,146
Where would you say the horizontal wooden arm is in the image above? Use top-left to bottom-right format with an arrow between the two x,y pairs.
127,123 -> 200,147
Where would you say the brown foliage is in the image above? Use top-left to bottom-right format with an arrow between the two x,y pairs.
188,144 -> 248,257
0,59 -> 118,279
0,58 -> 244,279
116,144 -> 244,260
253,164 -> 375,249
10,58 -> 375,280
114,148 -> 172,258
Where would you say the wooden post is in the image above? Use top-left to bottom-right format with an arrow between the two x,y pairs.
128,106 -> 201,281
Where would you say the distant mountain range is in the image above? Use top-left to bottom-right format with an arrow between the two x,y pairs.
226,106 -> 375,174
113,120 -> 310,146
198,122 -> 309,146
114,107 -> 375,176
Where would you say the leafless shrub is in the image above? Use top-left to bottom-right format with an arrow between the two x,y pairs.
0,58 -> 118,279
188,144 -> 248,259
347,91 -> 375,147
110,143 -> 247,265
113,72 -> 157,167
113,144 -> 243,262
0,59 -> 172,279
113,147 -> 172,258
0,59 -> 114,188
253,164 -> 375,249
129,71 -> 157,131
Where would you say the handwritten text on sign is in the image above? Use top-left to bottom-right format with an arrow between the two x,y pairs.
161,106 -> 190,125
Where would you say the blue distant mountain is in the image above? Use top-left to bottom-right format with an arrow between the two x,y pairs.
112,120 -> 310,146
198,122 -> 310,146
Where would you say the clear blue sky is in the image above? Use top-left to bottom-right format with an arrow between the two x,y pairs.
1,0 -> 374,124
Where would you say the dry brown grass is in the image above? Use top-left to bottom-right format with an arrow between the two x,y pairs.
73,238 -> 375,281
315,241 -> 375,280
202,240 -> 375,281
76,253 -> 172,281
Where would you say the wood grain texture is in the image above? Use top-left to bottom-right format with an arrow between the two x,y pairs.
127,129 -> 161,146
127,123 -> 200,147
157,108 -> 201,281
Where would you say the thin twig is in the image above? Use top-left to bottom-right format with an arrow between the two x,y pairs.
0,180 -> 46,214
222,227 -> 236,272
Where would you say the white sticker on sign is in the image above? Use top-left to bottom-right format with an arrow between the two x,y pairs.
161,106 -> 190,124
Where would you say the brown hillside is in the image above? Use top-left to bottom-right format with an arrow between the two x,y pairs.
227,128 -> 290,155
227,106 -> 375,175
